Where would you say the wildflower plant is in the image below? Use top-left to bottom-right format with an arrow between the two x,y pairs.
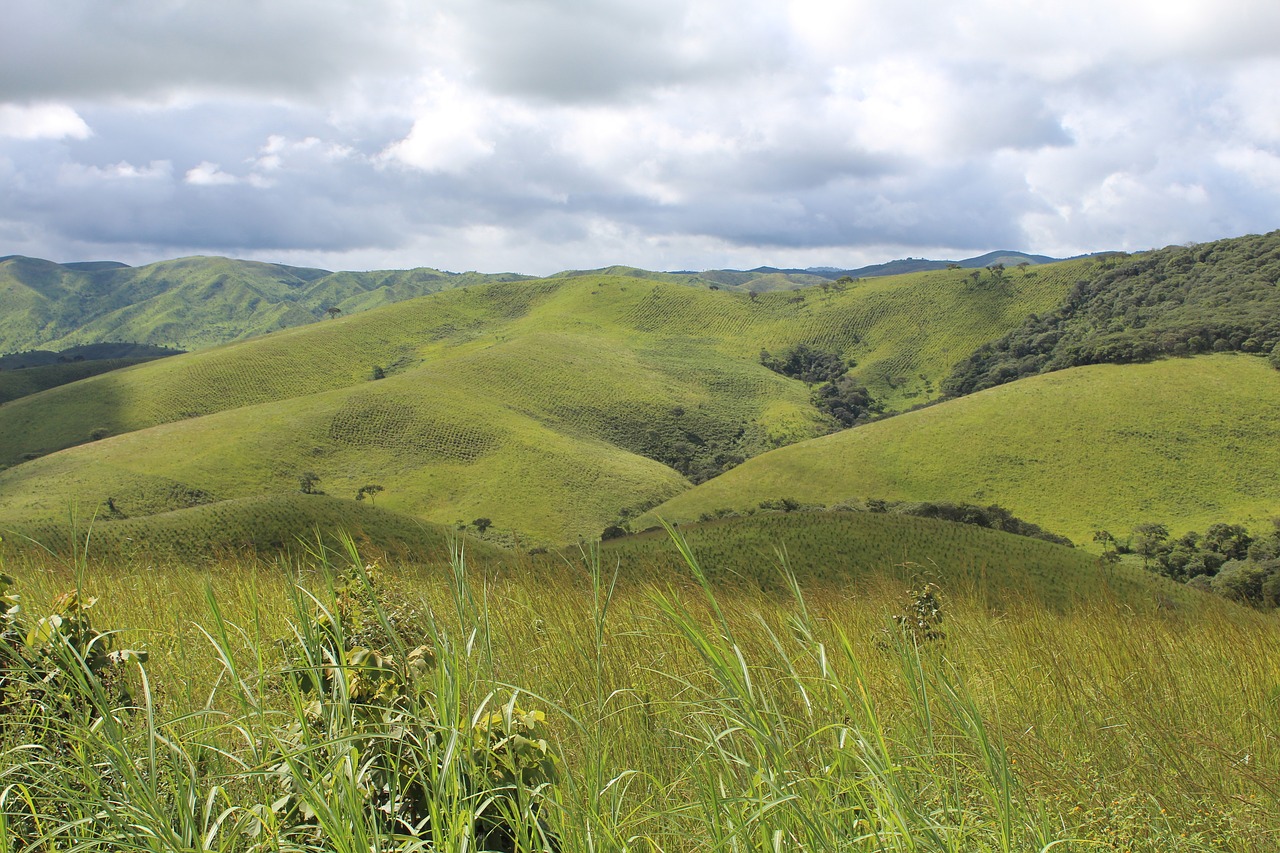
268,553 -> 561,848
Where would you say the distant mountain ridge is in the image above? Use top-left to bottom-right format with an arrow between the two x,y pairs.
1,249 -> 1065,356
0,254 -> 531,355
727,249 -> 1061,280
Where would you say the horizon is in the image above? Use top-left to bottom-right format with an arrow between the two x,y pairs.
3,244 -> 1096,278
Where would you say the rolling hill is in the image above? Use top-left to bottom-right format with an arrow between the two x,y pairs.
595,511 -> 1198,611
0,249 -> 1065,357
0,493 -> 501,565
0,262 -> 1086,545
0,254 -> 530,353
945,230 -> 1280,396
641,354 -> 1280,545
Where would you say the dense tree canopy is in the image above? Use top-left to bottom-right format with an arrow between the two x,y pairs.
944,232 -> 1280,396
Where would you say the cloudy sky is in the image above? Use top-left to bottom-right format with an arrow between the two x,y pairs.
1,0 -> 1278,274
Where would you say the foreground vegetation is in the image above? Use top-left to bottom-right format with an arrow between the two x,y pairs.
1,529 -> 1276,851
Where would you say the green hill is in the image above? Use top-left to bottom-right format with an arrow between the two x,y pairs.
0,250 -> 1078,358
945,230 -> 1280,396
595,511 -> 1198,611
0,358 -> 162,405
0,255 -> 530,353
642,355 -> 1280,545
0,264 -> 1081,544
0,493 -> 499,564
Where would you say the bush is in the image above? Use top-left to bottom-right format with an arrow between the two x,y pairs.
1210,560 -> 1266,606
760,344 -> 847,384
271,559 -> 561,847
813,377 -> 882,428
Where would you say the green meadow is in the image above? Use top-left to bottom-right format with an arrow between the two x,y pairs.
0,262 -> 1087,544
601,511 -> 1196,610
645,354 -> 1280,545
0,529 -> 1275,851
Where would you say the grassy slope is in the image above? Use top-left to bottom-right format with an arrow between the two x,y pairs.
0,264 -> 1080,544
0,255 -> 529,353
0,358 -> 156,405
644,355 -> 1280,544
0,493 -> 501,564
599,511 -> 1197,611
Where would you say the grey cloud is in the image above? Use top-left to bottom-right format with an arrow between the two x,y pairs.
0,0 -> 423,102
636,163 -> 1039,252
2,1 -> 1279,273
440,0 -> 789,102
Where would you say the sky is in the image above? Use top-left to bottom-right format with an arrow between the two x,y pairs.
1,0 -> 1278,275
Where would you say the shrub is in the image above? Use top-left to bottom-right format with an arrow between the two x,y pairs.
759,344 -> 847,384
0,578 -> 147,723
1210,560 -> 1266,606
271,559 -> 561,847
890,581 -> 946,645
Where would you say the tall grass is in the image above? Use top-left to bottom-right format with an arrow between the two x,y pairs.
0,531 -> 1276,851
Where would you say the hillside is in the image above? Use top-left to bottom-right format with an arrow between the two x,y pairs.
0,264 -> 1081,544
0,250 -> 1069,357
945,230 -> 1280,396
0,255 -> 530,353
598,511 -> 1197,610
0,493 -> 500,564
0,358 -> 162,405
642,355 -> 1280,545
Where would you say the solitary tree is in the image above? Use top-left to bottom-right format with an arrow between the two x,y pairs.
356,484 -> 385,505
299,471 -> 322,494
326,307 -> 342,319
472,517 -> 493,535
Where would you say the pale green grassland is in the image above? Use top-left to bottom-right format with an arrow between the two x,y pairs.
645,354 -> 1280,546
1,530 -> 1276,851
0,263 -> 1086,544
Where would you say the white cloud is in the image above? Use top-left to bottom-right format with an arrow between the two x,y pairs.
0,103 -> 92,140
60,160 -> 172,184
379,78 -> 502,174
1217,146 -> 1280,191
185,161 -> 239,186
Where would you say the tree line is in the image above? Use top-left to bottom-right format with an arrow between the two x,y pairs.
944,232 -> 1280,397
1096,518 -> 1280,608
